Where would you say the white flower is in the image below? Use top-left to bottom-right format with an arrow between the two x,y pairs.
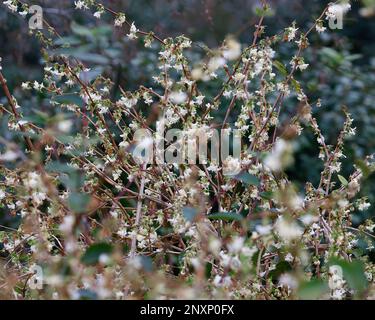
135,136 -> 153,150
213,274 -> 232,288
255,224 -> 272,235
169,91 -> 187,104
32,191 -> 46,204
21,82 -> 30,90
290,195 -> 304,211
93,11 -> 103,19
184,168 -> 193,179
7,203 -> 15,210
366,223 -> 375,233
33,81 -> 44,91
276,82 -> 290,95
74,0 -> 87,10
331,288 -> 346,300
329,162 -> 341,173
19,10 -> 28,17
194,95 -> 205,105
227,237 -> 244,253
25,172 -> 41,189
264,139 -> 293,172
65,79 -> 75,87
207,163 -> 219,172
316,24 -> 326,33
3,1 -> 18,12
300,214 -> 317,226
297,63 -> 309,71
329,265 -> 347,299
233,72 -> 245,83
326,3 -> 351,19
142,92 -> 153,105
59,215 -> 75,233
99,105 -> 109,114
119,140 -> 129,149
208,56 -> 226,72
279,273 -> 298,289
57,120 -> 73,133
208,238 -> 221,255
97,128 -> 106,135
275,216 -> 303,242
0,150 -> 19,162
222,38 -> 241,61
127,22 -> 139,40
0,189 -> 6,200
221,183 -> 232,192
285,253 -> 294,263
117,228 -> 128,238
223,90 -> 232,98
285,25 -> 298,41
358,200 -> 371,211
223,156 -> 241,176
112,169 -> 122,181
114,14 -> 126,27
119,96 -> 138,109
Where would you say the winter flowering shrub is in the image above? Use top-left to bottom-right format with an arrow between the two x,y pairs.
1,0 -> 375,300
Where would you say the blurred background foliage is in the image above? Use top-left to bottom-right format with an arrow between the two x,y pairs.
0,0 -> 375,227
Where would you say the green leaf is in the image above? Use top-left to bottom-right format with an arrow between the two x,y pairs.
346,54 -> 362,62
72,52 -> 110,65
79,66 -> 104,82
139,255 -> 153,272
207,212 -> 243,222
329,258 -> 368,293
273,60 -> 288,76
68,193 -> 91,213
81,243 -> 113,265
234,172 -> 260,186
205,262 -> 212,279
320,47 -> 344,68
259,191 -> 273,200
255,7 -> 266,16
298,279 -> 329,300
183,207 -> 199,222
45,161 -> 78,174
54,36 -> 82,47
46,162 -> 86,191
71,22 -> 94,38
343,261 -> 368,293
354,160 -> 371,179
254,6 -> 274,17
77,289 -> 98,300
54,93 -> 83,107
22,110 -> 49,126
291,78 -> 301,92
338,174 -> 349,186
91,25 -> 113,37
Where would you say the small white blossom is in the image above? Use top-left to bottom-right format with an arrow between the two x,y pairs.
74,0 -> 87,10
114,13 -> 126,27
127,22 -> 139,40
169,91 -> 187,104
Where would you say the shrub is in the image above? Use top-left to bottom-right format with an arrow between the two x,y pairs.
0,0 -> 374,300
